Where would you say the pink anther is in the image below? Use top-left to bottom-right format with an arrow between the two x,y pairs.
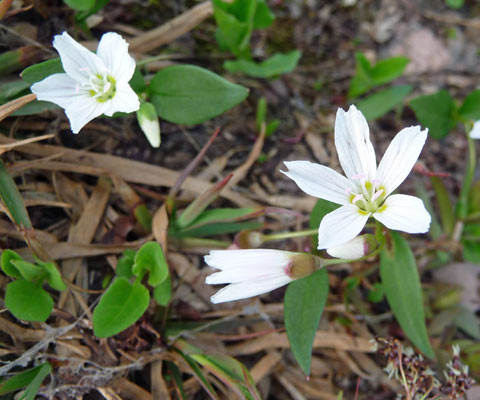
352,194 -> 364,204
371,189 -> 384,201
351,173 -> 366,181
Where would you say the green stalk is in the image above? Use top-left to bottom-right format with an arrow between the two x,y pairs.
455,124 -> 477,220
262,228 -> 317,242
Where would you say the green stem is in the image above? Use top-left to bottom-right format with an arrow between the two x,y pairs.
262,229 -> 317,242
455,124 -> 477,220
136,54 -> 175,67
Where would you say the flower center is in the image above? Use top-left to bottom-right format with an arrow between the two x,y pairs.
347,174 -> 387,214
86,74 -> 117,102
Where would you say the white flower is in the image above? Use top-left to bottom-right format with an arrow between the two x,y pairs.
137,102 -> 161,147
205,249 -> 321,303
326,234 -> 375,259
282,105 -> 431,250
469,121 -> 480,139
31,31 -> 140,133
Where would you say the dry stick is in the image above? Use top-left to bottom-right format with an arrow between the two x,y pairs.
169,127 -> 221,199
0,93 -> 36,122
0,133 -> 54,155
130,1 -> 213,53
0,0 -> 13,18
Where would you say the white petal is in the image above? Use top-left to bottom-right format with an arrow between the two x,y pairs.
53,31 -> 106,83
210,275 -> 293,304
282,161 -> 353,205
206,267 -> 286,284
317,204 -> 370,249
30,73 -> 79,109
373,194 -> 431,233
96,32 -> 136,82
205,249 -> 292,271
377,126 -> 428,196
335,105 -> 377,180
469,121 -> 480,139
104,82 -> 140,116
65,95 -> 109,133
326,236 -> 367,259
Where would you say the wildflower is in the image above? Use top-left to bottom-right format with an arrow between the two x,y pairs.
282,105 -> 431,249
31,31 -> 140,133
137,102 -> 160,147
205,249 -> 322,303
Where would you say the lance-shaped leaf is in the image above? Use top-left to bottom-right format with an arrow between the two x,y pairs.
284,268 -> 329,376
380,231 -> 435,358
0,363 -> 52,398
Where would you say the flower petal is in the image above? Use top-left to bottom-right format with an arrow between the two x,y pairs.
205,249 -> 292,271
282,161 -> 354,205
30,73 -> 79,109
326,235 -> 367,259
53,31 -> 106,83
96,32 -> 136,82
377,126 -> 428,196
65,95 -> 109,133
373,194 -> 431,233
317,204 -> 369,249
469,121 -> 480,139
335,105 -> 377,180
103,82 -> 140,116
210,275 -> 293,303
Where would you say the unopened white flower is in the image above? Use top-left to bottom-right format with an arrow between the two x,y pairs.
469,120 -> 480,139
326,234 -> 376,259
205,249 -> 321,303
282,105 -> 431,249
137,102 -> 160,147
31,31 -> 140,133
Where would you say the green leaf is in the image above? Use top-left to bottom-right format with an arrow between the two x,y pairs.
309,199 -> 340,248
63,0 -> 95,11
132,242 -> 169,286
367,282 -> 385,303
129,67 -> 147,93
224,50 -> 302,78
38,260 -> 66,291
462,223 -> 480,263
5,280 -> 53,322
348,52 -> 373,98
380,231 -> 435,358
174,221 -> 262,238
284,268 -> 329,376
93,277 -> 150,338
1,249 -> 24,278
0,363 -> 52,397
409,90 -> 457,139
0,80 -> 30,103
10,260 -> 44,282
185,207 -> 258,229
0,159 -> 32,229
253,0 -> 275,28
11,100 -> 60,116
149,65 -> 249,125
446,0 -> 464,8
370,56 -> 409,86
459,89 -> 480,121
116,249 -> 136,279
356,85 -> 412,120
20,58 -> 64,85
153,277 -> 172,306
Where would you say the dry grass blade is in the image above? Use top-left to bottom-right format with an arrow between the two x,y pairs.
0,93 -> 36,122
0,133 -> 54,155
0,135 -> 257,207
130,1 -> 213,53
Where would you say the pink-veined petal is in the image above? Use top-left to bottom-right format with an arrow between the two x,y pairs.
282,161 -> 354,205
373,194 -> 431,233
210,275 -> 293,304
53,32 -> 106,83
377,126 -> 428,196
317,204 -> 370,249
96,32 -> 136,82
335,105 -> 377,181
65,95 -> 109,133
103,82 -> 139,116
30,73 -> 79,109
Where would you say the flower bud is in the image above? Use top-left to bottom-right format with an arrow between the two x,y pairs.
286,253 -> 323,279
137,102 -> 160,148
326,234 -> 377,259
